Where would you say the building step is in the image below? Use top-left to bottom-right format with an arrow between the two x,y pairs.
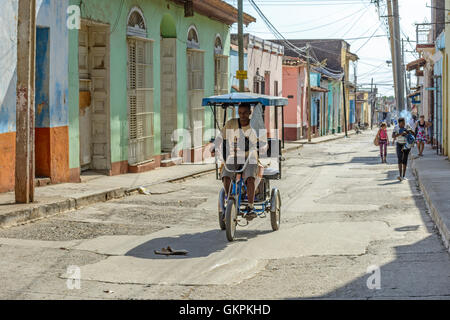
160,157 -> 183,167
160,153 -> 175,161
35,177 -> 51,187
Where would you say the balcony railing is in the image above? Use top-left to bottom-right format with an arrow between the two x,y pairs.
416,23 -> 433,46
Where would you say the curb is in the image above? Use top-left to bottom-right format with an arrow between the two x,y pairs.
0,189 -> 128,229
291,130 -> 358,146
412,162 -> 450,253
283,144 -> 303,154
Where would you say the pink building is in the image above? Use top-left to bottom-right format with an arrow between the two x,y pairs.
282,56 -> 308,141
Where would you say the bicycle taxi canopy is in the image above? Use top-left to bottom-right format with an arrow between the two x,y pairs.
202,92 -> 288,107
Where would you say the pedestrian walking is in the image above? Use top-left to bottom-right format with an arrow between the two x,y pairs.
392,118 -> 414,181
377,122 -> 389,163
408,115 -> 417,133
415,115 -> 432,157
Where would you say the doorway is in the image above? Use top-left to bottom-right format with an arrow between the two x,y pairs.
160,38 -> 177,153
35,27 -> 50,180
78,22 -> 111,173
160,14 -> 178,153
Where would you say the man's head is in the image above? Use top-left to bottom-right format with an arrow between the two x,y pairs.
398,117 -> 405,128
238,104 -> 252,125
412,114 -> 417,121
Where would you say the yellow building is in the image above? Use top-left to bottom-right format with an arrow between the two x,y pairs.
341,43 -> 359,131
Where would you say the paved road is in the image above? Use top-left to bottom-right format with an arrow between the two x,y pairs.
1,130 -> 450,299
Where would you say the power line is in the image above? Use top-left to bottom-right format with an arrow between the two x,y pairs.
355,20 -> 385,53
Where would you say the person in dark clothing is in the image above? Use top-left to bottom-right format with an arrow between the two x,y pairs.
392,118 -> 414,181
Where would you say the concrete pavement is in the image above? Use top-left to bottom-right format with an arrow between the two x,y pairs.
411,146 -> 450,252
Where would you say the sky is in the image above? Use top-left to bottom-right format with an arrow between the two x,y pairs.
225,0 -> 431,97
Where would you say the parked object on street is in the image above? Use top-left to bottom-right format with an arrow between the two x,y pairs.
203,93 -> 286,241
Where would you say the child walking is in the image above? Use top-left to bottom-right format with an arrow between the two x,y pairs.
378,122 -> 389,163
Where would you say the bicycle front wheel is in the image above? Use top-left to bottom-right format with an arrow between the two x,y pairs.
225,198 -> 238,242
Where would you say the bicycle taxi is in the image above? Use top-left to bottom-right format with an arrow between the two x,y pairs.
202,93 -> 288,241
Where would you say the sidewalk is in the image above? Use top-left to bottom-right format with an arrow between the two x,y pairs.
411,146 -> 450,252
0,130 -> 356,229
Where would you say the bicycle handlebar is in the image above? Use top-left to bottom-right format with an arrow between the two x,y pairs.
222,157 -> 251,174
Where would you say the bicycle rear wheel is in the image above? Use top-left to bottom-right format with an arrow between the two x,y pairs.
270,188 -> 281,231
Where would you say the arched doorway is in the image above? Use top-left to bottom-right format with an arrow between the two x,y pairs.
126,7 -> 155,165
78,19 -> 111,174
186,25 -> 205,148
160,14 -> 177,153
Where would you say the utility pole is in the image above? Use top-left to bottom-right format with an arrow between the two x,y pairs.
392,0 -> 405,111
238,0 -> 245,93
370,78 -> 374,130
16,0 -> 36,204
306,44 -> 312,142
354,63 -> 358,126
402,39 -> 410,111
387,0 -> 398,101
342,78 -> 348,138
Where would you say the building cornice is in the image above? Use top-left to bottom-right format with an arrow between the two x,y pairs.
170,0 -> 256,26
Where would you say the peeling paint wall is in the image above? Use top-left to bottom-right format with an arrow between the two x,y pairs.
0,0 -> 18,134
0,0 -> 70,190
0,0 -> 69,133
36,0 -> 70,128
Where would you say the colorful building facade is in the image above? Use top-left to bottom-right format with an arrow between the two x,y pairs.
0,0 -> 71,193
0,0 -> 254,193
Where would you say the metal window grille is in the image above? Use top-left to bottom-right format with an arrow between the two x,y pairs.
214,55 -> 229,129
187,49 -> 205,145
127,38 -> 154,165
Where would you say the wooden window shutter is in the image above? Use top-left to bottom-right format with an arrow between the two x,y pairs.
127,38 -> 154,165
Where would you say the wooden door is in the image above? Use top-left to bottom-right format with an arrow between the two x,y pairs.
78,25 -> 92,169
160,38 -> 177,152
187,49 -> 205,147
89,27 -> 110,170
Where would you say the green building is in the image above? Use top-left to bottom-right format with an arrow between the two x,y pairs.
68,0 -> 255,180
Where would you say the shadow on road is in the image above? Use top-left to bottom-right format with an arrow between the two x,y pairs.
125,228 -> 272,260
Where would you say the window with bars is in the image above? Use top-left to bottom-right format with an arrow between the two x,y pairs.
127,37 -> 154,165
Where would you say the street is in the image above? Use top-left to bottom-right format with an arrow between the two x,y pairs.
0,130 -> 449,300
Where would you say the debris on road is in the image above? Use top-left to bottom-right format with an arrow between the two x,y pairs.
138,187 -> 151,195
154,246 -> 188,256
